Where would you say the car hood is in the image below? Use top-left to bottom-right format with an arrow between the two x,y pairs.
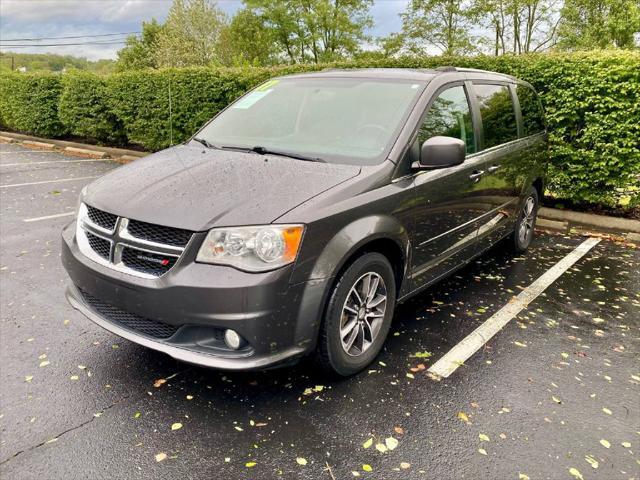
83,145 -> 361,231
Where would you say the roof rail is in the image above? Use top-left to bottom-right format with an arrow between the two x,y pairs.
433,66 -> 515,78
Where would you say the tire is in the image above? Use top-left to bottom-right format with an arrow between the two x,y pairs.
512,187 -> 539,252
317,252 -> 396,376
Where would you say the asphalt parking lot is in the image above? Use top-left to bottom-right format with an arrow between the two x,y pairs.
1,142 -> 639,480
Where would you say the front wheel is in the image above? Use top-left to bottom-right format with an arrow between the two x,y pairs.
512,187 -> 539,252
317,252 -> 396,376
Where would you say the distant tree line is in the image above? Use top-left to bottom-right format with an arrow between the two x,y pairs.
115,0 -> 639,71
0,52 -> 115,74
2,0 -> 637,73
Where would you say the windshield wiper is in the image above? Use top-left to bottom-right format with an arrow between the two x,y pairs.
221,145 -> 325,163
192,137 -> 215,149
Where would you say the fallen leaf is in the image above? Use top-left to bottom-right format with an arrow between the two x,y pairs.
155,453 -> 167,462
552,396 -> 562,404
25,375 -> 33,383
621,442 -> 631,448
602,407 -> 612,415
171,422 -> 183,431
186,395 -> 194,400
394,426 -> 404,435
245,462 -> 256,468
362,438 -> 373,449
585,455 -> 599,469
599,439 -> 610,448
519,474 -> 530,480
296,457 -> 307,466
39,360 -> 50,368
569,467 -> 584,480
457,412 -> 470,423
478,448 -> 487,455
385,437 -> 399,451
375,443 -> 387,453
153,378 -> 166,388
514,341 -> 527,347
400,462 -> 410,469
479,433 -> 490,442
362,464 -> 372,472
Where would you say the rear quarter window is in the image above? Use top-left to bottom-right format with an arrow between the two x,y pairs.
517,84 -> 545,136
474,84 -> 518,149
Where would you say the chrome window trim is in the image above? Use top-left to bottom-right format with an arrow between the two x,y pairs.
76,203 -> 191,279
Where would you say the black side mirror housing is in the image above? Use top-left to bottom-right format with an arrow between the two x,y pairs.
414,136 -> 466,170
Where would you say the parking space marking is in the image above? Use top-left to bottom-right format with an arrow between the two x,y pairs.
1,159 -> 108,167
23,211 -> 75,223
0,176 -> 98,189
427,236 -> 601,380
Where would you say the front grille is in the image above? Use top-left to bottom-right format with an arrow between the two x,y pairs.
127,219 -> 193,247
121,247 -> 177,276
79,289 -> 180,339
86,231 -> 111,260
86,205 -> 117,231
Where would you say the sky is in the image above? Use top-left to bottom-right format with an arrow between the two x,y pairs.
0,0 -> 409,60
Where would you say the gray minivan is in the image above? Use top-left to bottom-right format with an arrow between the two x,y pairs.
62,67 -> 548,376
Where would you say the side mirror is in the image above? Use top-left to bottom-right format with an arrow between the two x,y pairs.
415,136 -> 466,169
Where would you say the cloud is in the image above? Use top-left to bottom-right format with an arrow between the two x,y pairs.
0,0 -> 172,23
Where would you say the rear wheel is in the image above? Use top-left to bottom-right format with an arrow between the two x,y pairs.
512,187 -> 539,252
317,252 -> 396,376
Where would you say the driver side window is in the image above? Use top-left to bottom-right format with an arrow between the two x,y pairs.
418,86 -> 476,154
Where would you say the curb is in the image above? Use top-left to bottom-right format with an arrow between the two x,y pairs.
0,131 -> 148,162
538,206 -> 640,237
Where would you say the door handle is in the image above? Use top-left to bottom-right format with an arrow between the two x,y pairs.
469,170 -> 485,181
487,164 -> 501,173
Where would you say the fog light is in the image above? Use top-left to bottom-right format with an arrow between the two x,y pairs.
224,329 -> 243,350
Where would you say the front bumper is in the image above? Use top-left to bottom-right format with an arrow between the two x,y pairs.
61,222 -> 328,370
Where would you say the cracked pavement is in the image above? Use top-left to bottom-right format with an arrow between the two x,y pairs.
1,144 -> 639,479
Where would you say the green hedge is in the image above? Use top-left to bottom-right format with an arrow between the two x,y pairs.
0,73 -> 67,137
0,51 -> 638,206
59,71 -> 126,145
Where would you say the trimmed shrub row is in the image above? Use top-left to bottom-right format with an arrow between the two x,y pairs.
0,51 -> 638,206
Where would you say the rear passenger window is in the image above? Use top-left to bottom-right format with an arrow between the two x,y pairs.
474,84 -> 518,148
418,86 -> 475,154
517,85 -> 545,136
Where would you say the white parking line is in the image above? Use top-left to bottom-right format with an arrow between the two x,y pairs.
0,176 -> 98,189
23,211 -> 75,223
427,237 -> 601,380
1,159 -> 107,167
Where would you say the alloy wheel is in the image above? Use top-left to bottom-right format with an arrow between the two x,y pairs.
518,196 -> 536,244
339,272 -> 388,357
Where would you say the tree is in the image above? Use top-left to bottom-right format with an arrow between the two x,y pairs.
154,0 -> 228,67
557,0 -> 640,50
116,20 -> 163,71
244,0 -> 373,63
400,0 -> 477,56
217,8 -> 278,66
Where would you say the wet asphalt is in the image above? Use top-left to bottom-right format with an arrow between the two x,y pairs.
0,143 -> 638,480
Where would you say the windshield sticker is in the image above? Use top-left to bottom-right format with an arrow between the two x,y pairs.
255,79 -> 279,91
232,90 -> 272,109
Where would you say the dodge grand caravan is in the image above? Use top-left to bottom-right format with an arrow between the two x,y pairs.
62,67 -> 548,376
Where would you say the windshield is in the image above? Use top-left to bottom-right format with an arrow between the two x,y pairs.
195,77 -> 424,165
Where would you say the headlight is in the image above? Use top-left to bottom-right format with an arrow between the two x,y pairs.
196,224 -> 304,272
